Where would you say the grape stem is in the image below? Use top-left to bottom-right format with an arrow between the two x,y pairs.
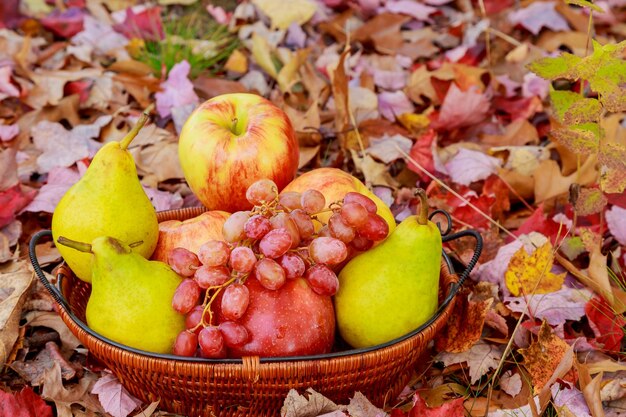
193,275 -> 239,332
414,188 -> 429,225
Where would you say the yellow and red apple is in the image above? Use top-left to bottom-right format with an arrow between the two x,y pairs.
151,210 -> 230,262
178,93 -> 299,212
281,168 -> 396,233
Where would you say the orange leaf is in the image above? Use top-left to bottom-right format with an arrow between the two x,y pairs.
505,242 -> 565,296
435,289 -> 493,353
519,321 -> 574,393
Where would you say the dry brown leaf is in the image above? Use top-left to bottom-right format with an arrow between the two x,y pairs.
130,141 -> 184,184
277,48 -> 310,93
482,119 -> 540,147
533,157 -> 597,203
519,321 -> 573,393
351,151 -> 399,188
351,13 -> 410,53
576,360 -> 605,417
0,260 -> 33,364
280,388 -> 339,417
0,147 -> 18,191
24,311 -> 81,351
42,362 -> 103,417
25,68 -> 102,109
435,289 -> 493,353
10,341 -> 77,386
193,76 -> 248,100
15,95 -> 81,146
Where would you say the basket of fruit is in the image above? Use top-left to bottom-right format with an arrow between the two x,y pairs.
29,97 -> 482,417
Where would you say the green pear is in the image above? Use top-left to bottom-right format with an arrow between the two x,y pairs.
335,189 -> 441,348
52,107 -> 158,282
58,236 -> 186,354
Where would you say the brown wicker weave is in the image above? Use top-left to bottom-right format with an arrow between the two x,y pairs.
49,208 -> 460,417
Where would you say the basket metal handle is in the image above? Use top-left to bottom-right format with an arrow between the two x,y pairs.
29,230 -> 72,313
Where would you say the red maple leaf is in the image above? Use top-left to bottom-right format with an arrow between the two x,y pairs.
586,296 -> 626,353
0,184 -> 36,228
408,128 -> 436,182
0,387 -> 53,417
409,394 -> 465,417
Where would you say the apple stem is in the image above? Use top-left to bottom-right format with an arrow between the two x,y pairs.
231,117 -> 239,135
415,188 -> 429,225
57,236 -> 93,253
120,103 -> 155,150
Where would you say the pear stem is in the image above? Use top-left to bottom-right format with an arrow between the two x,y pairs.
119,103 -> 155,150
57,236 -> 93,253
415,188 -> 429,225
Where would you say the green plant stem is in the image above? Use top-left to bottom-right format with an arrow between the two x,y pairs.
57,236 -> 92,253
120,104 -> 155,150
414,188 -> 429,225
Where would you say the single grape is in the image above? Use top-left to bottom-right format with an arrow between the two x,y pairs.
185,305 -> 206,333
244,215 -> 272,240
340,202 -> 368,228
173,330 -> 198,357
289,209 -> 315,239
357,213 -> 389,241
167,247 -> 201,277
223,211 -> 250,243
328,213 -> 356,243
194,265 -> 231,289
221,283 -> 250,321
172,279 -> 202,314
218,321 -> 249,348
198,326 -> 225,357
246,179 -> 278,206
254,258 -> 286,290
277,191 -> 302,211
301,189 -> 326,214
229,246 -> 257,273
197,240 -> 230,267
343,192 -> 377,213
278,252 -> 306,280
305,264 -> 339,296
270,212 -> 300,248
259,228 -> 292,259
351,234 -> 373,251
309,237 -> 348,265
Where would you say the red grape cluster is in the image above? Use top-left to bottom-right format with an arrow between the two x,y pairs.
168,179 -> 389,358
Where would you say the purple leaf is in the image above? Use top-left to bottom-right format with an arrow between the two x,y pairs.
143,186 -> 184,212
23,166 -> 82,214
92,372 -> 142,417
155,60 -> 199,118
504,287 -> 593,326
378,90 -> 414,121
372,69 -> 406,90
0,123 -> 19,141
286,22 -> 307,49
606,205 -> 626,245
0,66 -> 20,100
383,0 -> 437,21
206,5 -> 231,25
508,1 -> 569,35
444,148 -> 502,186
551,383 -> 591,417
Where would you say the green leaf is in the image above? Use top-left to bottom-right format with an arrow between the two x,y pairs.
549,90 -> 581,121
573,187 -> 607,216
565,0 -> 605,12
564,98 -> 602,124
527,54 -> 580,80
589,59 -> 626,112
551,123 -> 600,155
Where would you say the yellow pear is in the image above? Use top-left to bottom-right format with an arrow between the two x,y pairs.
335,189 -> 441,348
58,236 -> 185,354
51,107 -> 158,282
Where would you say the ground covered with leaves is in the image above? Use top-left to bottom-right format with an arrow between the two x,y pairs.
1,0 -> 625,416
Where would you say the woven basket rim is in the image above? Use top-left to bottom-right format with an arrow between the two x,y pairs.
56,260 -> 459,364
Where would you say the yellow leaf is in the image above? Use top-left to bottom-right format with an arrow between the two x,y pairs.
277,49 -> 310,92
224,50 -> 248,74
251,0 -> 317,30
505,242 -> 565,296
250,33 -> 278,79
398,113 -> 430,133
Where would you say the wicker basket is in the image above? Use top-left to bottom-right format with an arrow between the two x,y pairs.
30,208 -> 482,417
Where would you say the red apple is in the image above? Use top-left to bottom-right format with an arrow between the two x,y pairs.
281,168 -> 396,233
178,93 -> 299,212
151,211 -> 229,262
216,277 -> 335,357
